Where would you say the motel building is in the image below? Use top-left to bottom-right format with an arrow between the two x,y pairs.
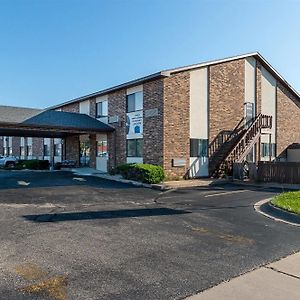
0,52 -> 300,179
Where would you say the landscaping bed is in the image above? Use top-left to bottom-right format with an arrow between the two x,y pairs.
271,191 -> 300,215
115,163 -> 165,184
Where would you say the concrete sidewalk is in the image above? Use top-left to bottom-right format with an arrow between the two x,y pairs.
186,251 -> 300,300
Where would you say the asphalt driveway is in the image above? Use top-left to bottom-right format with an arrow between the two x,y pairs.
0,171 -> 299,300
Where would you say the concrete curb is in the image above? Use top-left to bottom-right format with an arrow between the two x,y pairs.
80,172 -> 158,190
254,198 -> 300,227
233,180 -> 300,191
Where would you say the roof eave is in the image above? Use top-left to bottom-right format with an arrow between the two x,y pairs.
48,71 -> 168,110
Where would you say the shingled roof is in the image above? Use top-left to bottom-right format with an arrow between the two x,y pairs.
23,110 -> 114,132
0,105 -> 42,123
0,106 -> 114,137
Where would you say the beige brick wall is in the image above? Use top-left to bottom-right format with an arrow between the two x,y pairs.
276,83 -> 300,158
163,72 -> 190,178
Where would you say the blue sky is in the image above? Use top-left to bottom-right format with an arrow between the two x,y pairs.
0,0 -> 299,108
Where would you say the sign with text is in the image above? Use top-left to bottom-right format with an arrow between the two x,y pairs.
126,111 -> 143,139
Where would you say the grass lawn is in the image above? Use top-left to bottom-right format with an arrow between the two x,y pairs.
271,191 -> 300,215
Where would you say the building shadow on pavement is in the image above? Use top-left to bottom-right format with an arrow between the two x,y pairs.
23,207 -> 191,223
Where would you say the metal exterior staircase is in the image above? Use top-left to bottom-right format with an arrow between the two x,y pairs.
210,114 -> 272,177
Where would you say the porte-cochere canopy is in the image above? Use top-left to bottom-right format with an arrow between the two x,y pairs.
0,106 -> 114,138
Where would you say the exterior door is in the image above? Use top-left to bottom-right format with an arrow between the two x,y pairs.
96,134 -> 108,172
80,140 -> 90,167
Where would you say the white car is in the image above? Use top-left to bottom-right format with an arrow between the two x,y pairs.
0,156 -> 18,168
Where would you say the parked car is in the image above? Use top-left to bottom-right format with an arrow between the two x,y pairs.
0,156 -> 18,168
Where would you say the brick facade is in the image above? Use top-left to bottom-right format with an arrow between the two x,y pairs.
2,55 -> 299,178
32,138 -> 43,158
107,90 -> 127,169
65,135 -> 80,166
143,79 -> 164,166
60,102 -> 79,113
89,98 -> 96,118
0,137 -> 3,155
12,137 -> 20,156
276,83 -> 300,158
163,71 -> 190,178
209,59 -> 245,145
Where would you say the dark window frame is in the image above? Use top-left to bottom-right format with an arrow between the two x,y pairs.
126,92 -> 143,113
96,101 -> 108,118
190,139 -> 208,157
126,139 -> 143,157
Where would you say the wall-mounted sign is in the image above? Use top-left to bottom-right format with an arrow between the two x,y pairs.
126,111 -> 143,139
172,158 -> 186,167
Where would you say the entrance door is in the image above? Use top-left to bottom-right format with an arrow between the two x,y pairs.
96,134 -> 108,172
80,140 -> 90,167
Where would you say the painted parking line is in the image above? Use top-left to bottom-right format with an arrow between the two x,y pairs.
73,177 -> 86,182
204,190 -> 247,197
17,181 -> 30,186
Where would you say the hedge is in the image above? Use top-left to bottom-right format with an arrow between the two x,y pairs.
16,160 -> 50,170
116,163 -> 165,184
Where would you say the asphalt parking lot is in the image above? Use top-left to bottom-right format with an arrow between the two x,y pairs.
0,171 -> 299,300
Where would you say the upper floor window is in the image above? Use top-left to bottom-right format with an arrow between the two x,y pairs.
96,100 -> 108,118
126,91 -> 143,113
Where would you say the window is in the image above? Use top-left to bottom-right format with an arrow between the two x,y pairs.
127,139 -> 143,157
126,92 -> 143,113
43,145 -> 50,156
20,146 -> 25,156
27,145 -> 33,156
96,101 -> 108,118
261,143 -> 276,157
97,141 -> 108,157
54,144 -> 62,156
4,147 -> 9,156
190,139 -> 208,157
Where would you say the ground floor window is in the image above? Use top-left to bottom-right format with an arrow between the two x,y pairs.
127,139 -> 143,157
261,143 -> 276,158
20,146 -> 25,156
3,147 -> 10,156
54,144 -> 62,156
26,145 -> 33,156
43,144 -> 50,156
97,140 -> 108,157
190,139 -> 208,157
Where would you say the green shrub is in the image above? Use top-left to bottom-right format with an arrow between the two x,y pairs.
16,159 -> 50,170
116,163 -> 165,184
